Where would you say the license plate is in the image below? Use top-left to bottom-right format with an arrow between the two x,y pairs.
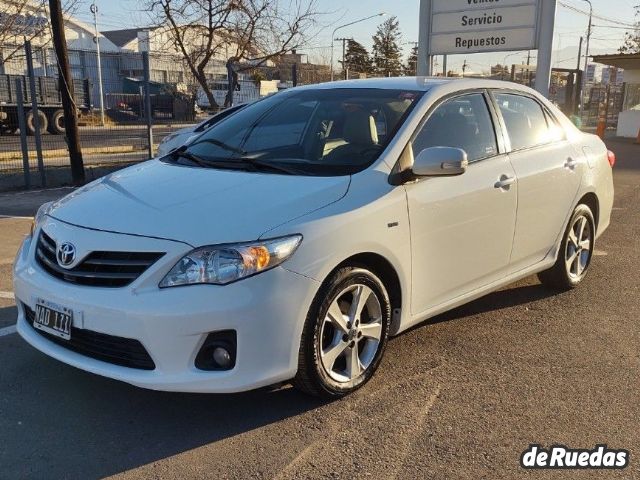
33,299 -> 73,340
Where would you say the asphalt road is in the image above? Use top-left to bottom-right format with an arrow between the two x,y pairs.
0,139 -> 638,479
0,124 -> 193,154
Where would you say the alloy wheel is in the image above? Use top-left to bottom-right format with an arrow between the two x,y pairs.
565,214 -> 592,280
319,284 -> 383,383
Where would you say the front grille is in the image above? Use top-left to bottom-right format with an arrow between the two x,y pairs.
24,304 -> 156,370
36,230 -> 164,288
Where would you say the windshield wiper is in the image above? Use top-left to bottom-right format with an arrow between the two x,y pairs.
234,157 -> 308,175
189,138 -> 246,155
169,149 -> 213,168
170,148 -> 306,175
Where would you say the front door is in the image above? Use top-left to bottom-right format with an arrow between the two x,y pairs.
405,92 -> 518,315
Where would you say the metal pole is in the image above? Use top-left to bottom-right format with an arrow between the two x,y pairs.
342,38 -> 346,80
579,0 -> 593,118
25,40 -> 46,187
41,48 -> 47,76
91,3 -> 105,126
142,52 -> 154,158
15,79 -> 31,188
417,0 -> 432,76
534,0 -> 557,96
574,36 -> 583,115
442,54 -> 447,77
330,35 -> 335,81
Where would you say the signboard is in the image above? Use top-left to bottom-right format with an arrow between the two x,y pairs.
427,0 -> 540,55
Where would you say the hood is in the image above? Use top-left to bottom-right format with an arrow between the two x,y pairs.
49,160 -> 350,246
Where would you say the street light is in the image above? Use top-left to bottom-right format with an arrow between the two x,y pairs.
579,0 -> 593,118
90,2 -> 105,126
330,12 -> 386,81
502,52 -> 524,80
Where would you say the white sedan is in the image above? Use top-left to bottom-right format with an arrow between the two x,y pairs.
14,78 -> 614,397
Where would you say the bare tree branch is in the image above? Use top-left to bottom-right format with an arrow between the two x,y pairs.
144,0 -> 321,109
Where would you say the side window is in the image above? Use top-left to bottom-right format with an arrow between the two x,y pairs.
495,93 -> 554,150
544,110 -> 566,142
412,93 -> 498,162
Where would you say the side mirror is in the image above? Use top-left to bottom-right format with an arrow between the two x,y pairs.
412,146 -> 468,177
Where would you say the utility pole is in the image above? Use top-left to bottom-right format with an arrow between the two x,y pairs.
335,37 -> 351,80
49,0 -> 85,184
579,0 -> 593,118
575,36 -> 583,114
462,59 -> 468,78
442,54 -> 447,77
91,3 -> 105,126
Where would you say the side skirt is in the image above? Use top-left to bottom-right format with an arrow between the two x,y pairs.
394,257 -> 556,336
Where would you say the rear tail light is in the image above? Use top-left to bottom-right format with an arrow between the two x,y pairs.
607,150 -> 616,168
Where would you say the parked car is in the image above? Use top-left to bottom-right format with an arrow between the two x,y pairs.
15,78 -> 614,398
156,103 -> 247,156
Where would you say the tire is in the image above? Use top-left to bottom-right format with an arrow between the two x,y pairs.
48,109 -> 65,135
25,109 -> 48,136
294,266 -> 391,398
538,204 -> 596,290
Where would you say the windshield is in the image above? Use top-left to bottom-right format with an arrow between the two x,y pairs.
182,88 -> 424,175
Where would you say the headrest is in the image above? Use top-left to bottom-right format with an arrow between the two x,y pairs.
343,109 -> 378,145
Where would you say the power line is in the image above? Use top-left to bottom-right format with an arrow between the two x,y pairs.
559,1 -> 637,27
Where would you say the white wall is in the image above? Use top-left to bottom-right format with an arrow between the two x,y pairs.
617,110 -> 640,138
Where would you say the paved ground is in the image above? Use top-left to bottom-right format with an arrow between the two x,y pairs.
0,139 -> 638,479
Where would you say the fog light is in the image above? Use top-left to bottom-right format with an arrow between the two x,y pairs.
213,347 -> 232,368
195,330 -> 237,371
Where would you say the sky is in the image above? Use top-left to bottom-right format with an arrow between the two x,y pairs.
75,0 -> 638,75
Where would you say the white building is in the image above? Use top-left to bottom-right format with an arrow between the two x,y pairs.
593,53 -> 640,138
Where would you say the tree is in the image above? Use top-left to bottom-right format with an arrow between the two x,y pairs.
371,16 -> 403,77
404,44 -> 418,76
341,39 -> 371,76
619,6 -> 640,54
146,0 -> 320,109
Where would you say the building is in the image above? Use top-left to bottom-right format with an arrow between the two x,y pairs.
592,53 -> 640,138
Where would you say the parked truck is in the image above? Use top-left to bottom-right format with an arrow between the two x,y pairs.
0,75 -> 91,135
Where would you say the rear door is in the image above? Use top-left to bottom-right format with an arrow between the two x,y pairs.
491,92 -> 584,272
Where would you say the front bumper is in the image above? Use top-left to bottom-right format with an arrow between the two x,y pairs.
14,219 -> 319,393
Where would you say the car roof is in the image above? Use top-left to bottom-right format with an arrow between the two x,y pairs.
294,76 -> 540,95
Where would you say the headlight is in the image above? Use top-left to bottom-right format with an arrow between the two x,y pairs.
30,201 -> 54,236
159,235 -> 302,287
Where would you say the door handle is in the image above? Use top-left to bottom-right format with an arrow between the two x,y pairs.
565,157 -> 579,170
494,174 -> 516,190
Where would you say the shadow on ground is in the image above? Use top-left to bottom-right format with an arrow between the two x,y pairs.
1,280 -> 557,479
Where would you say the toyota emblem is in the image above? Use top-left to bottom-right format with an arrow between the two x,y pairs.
56,242 -> 76,267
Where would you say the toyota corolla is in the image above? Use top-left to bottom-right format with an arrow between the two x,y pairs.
14,78 -> 614,397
